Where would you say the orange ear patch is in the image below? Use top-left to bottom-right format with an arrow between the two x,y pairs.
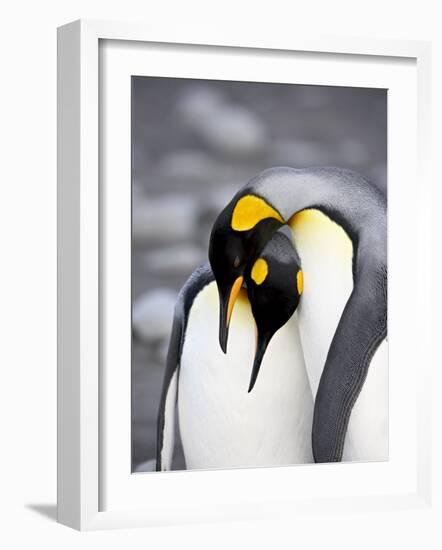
231,195 -> 284,231
251,258 -> 269,285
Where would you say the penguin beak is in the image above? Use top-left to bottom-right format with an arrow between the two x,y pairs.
248,331 -> 271,393
218,276 -> 244,353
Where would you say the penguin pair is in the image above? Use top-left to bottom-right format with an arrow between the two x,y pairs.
156,231 -> 313,471
156,166 -> 388,468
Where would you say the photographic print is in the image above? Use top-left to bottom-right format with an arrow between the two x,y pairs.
131,77 -> 387,473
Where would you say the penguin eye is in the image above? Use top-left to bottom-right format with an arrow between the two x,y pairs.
233,256 -> 240,268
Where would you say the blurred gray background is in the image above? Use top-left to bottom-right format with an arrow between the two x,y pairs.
131,77 -> 387,472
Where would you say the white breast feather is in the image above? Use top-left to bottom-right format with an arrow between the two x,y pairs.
342,340 -> 389,462
178,283 -> 314,470
290,209 -> 388,461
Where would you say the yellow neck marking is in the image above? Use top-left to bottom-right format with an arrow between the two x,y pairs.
231,195 -> 284,231
251,258 -> 269,285
297,270 -> 303,295
289,208 -> 353,263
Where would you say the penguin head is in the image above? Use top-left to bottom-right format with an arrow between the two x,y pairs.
244,231 -> 303,393
209,192 -> 284,354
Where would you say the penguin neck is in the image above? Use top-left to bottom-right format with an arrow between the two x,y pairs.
288,208 -> 354,396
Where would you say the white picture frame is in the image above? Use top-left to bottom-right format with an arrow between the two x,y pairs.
57,19 -> 433,531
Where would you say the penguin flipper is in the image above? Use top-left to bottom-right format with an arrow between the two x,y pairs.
156,263 -> 215,471
155,306 -> 182,471
312,265 -> 387,462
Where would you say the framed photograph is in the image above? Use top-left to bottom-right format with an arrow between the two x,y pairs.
57,19 -> 432,530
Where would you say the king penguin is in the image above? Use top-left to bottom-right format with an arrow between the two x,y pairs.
209,166 -> 388,463
156,231 -> 314,471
